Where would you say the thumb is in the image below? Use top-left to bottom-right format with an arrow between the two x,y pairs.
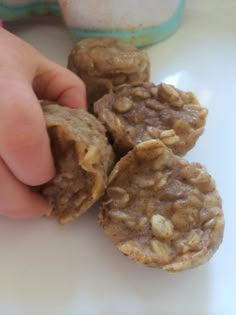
33,57 -> 87,109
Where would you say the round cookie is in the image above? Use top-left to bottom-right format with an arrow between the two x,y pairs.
39,103 -> 115,224
94,82 -> 208,156
68,37 -> 150,110
99,140 -> 224,272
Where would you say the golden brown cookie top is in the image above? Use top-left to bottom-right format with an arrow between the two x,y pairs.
68,37 -> 150,80
94,82 -> 208,156
100,140 -> 224,272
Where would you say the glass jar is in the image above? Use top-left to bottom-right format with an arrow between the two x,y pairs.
60,0 -> 186,47
0,0 -> 186,47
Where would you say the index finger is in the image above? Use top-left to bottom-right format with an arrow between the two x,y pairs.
34,59 -> 87,109
0,78 -> 55,186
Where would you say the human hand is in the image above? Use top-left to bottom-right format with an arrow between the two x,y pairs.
0,28 -> 86,218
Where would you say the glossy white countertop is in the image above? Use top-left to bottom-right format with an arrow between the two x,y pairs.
1,0 -> 235,314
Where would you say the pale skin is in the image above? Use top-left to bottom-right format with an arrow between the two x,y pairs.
0,28 -> 86,218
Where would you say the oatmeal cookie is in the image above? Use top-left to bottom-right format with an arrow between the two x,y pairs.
99,140 -> 224,272
39,103 -> 115,223
68,37 -> 150,110
94,82 -> 208,156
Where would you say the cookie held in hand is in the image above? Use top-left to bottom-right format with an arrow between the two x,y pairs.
39,103 -> 115,224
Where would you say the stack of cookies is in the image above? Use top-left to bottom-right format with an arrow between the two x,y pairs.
39,37 -> 224,273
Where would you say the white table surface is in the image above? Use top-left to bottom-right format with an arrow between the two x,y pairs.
1,0 -> 236,314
